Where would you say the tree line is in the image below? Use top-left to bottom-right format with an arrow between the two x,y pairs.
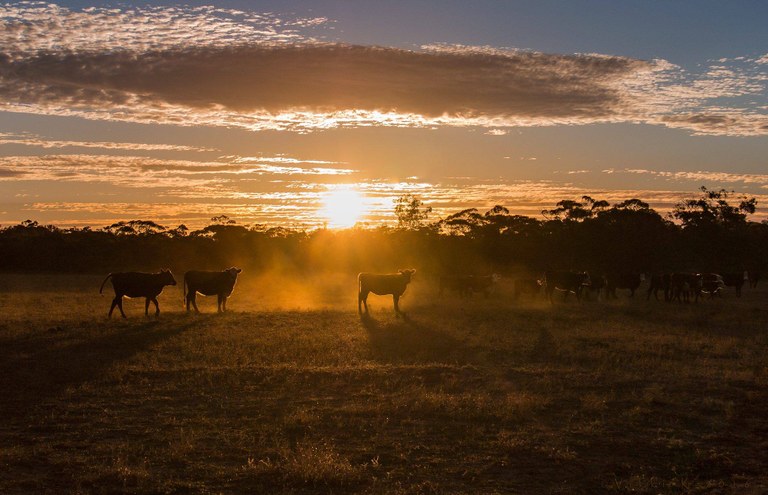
1,187 -> 765,277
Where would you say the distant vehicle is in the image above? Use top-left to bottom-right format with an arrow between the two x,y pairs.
358,269 -> 415,316
543,271 -> 591,303
605,273 -> 642,298
439,274 -> 500,298
99,270 -> 177,318
184,267 -> 242,313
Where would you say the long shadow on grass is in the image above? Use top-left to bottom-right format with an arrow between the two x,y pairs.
0,316 -> 212,419
360,312 -> 474,364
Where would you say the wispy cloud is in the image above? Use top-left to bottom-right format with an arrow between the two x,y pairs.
0,3 -> 765,136
0,132 -> 216,152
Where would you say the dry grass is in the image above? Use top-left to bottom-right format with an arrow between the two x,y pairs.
0,273 -> 767,494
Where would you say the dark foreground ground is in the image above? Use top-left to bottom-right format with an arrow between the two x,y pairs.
0,274 -> 767,494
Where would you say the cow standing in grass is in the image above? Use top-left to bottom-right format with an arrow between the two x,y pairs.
184,267 -> 242,313
543,271 -> 591,303
647,273 -> 672,301
605,273 -> 642,298
99,269 -> 177,318
439,274 -> 499,298
721,272 -> 746,297
358,269 -> 415,316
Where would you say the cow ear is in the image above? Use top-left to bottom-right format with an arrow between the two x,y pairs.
236,268 -> 242,273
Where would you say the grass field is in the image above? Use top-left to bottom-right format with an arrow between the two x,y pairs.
1,273 -> 767,494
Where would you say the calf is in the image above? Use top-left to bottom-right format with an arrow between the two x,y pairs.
358,269 -> 415,316
721,272 -> 745,297
605,273 -> 642,298
748,271 -> 759,289
440,274 -> 499,298
670,273 -> 703,303
184,267 -> 242,313
543,271 -> 591,303
647,273 -> 672,301
700,273 -> 725,298
513,278 -> 542,300
99,269 -> 177,318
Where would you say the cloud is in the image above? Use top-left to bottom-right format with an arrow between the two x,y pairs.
609,168 -> 768,186
0,154 -> 357,192
0,132 -> 215,151
0,3 -> 765,136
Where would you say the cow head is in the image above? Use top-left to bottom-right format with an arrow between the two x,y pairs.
398,269 -> 416,282
225,267 -> 242,280
161,268 -> 177,286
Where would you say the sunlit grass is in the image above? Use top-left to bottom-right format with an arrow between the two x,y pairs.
1,274 -> 767,493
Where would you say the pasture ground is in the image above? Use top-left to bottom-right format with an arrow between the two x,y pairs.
0,273 -> 767,494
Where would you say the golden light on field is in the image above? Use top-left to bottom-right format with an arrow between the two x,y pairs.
319,186 -> 368,228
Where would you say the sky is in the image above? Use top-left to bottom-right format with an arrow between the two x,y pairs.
0,0 -> 766,229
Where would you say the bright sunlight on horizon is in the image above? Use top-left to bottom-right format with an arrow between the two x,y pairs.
319,186 -> 369,229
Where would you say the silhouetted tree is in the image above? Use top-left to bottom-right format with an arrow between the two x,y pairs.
394,194 -> 432,230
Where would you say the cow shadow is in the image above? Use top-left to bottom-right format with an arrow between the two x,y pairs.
0,316 -> 210,420
359,312 -> 474,365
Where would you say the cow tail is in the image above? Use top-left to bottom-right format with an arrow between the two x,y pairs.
99,273 -> 112,295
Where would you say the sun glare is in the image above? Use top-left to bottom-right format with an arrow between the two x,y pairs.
320,187 -> 367,228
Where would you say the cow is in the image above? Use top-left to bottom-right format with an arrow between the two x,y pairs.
513,278 -> 542,300
184,267 -> 242,313
748,271 -> 760,289
439,274 -> 499,298
647,273 -> 671,301
99,269 -> 177,318
585,274 -> 607,301
670,273 -> 703,303
543,271 -> 591,303
700,273 -> 725,298
358,269 -> 415,316
605,273 -> 642,298
721,272 -> 746,297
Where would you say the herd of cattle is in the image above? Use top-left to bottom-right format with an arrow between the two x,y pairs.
99,268 -> 242,318
98,267 -> 761,318
446,270 -> 761,305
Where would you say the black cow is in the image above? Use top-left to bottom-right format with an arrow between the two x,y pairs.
99,269 -> 177,318
358,269 -> 415,316
184,267 -> 242,313
721,272 -> 746,297
748,271 -> 760,289
700,273 -> 725,298
585,274 -> 607,301
670,273 -> 703,303
513,278 -> 542,300
647,273 -> 671,301
439,274 -> 499,298
544,271 -> 591,303
605,273 -> 642,298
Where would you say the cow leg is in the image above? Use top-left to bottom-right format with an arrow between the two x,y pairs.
185,291 -> 191,312
109,296 -> 121,318
358,291 -> 369,313
217,294 -> 224,313
393,294 -> 402,316
221,296 -> 228,312
189,293 -> 200,313
115,296 -> 127,318
151,297 -> 160,315
145,297 -> 151,316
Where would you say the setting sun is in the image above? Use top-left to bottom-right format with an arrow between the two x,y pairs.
319,186 -> 368,228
